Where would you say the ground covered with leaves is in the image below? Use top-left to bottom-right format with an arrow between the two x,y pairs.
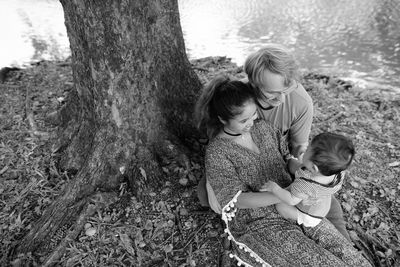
0,57 -> 399,267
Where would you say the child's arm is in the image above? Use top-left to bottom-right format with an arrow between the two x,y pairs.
236,191 -> 281,209
261,181 -> 302,206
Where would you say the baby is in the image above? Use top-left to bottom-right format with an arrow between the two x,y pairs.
261,132 -> 355,227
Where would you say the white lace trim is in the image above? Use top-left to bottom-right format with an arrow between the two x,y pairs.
221,190 -> 271,267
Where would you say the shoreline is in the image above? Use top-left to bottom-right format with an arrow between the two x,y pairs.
2,57 -> 400,95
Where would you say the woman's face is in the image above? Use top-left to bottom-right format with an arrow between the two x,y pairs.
222,100 -> 258,134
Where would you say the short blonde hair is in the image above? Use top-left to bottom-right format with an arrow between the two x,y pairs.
244,44 -> 300,89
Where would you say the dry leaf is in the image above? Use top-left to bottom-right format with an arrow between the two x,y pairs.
144,219 -> 153,231
342,202 -> 352,212
349,181 -> 359,188
179,208 -> 188,216
179,177 -> 188,186
85,227 -> 96,236
388,161 -> 400,167
119,233 -> 135,256
164,244 -> 173,253
139,167 -> 147,180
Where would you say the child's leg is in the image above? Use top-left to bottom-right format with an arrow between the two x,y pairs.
275,203 -> 298,221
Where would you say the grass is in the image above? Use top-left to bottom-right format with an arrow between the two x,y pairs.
0,57 -> 399,266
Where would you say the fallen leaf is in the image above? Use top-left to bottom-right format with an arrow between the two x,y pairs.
385,249 -> 393,257
208,230 -> 219,238
103,214 -> 111,222
156,201 -> 167,213
342,202 -> 352,212
119,233 -> 135,256
179,208 -> 188,216
164,244 -> 173,253
144,219 -> 153,231
139,167 -> 147,180
376,251 -> 385,258
0,165 -> 8,175
179,177 -> 188,186
85,227 -> 96,236
388,161 -> 400,167
349,181 -> 359,188
352,214 -> 360,222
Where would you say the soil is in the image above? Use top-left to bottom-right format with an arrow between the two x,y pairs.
0,56 -> 399,266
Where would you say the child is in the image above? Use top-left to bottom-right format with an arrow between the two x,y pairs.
261,132 -> 355,227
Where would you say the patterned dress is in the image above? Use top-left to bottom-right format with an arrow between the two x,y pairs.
205,120 -> 371,267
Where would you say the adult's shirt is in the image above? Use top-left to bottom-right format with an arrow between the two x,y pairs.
257,81 -> 313,150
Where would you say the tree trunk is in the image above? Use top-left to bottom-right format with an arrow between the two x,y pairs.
16,0 -> 202,262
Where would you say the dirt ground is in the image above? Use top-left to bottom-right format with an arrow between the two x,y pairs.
0,57 -> 399,266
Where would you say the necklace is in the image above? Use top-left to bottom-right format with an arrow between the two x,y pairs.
223,128 -> 242,137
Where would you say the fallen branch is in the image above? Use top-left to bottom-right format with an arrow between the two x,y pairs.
315,111 -> 345,125
24,83 -> 49,139
27,113 -> 50,138
175,221 -> 207,251
0,84 -> 21,89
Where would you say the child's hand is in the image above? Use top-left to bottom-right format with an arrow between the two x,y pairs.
298,152 -> 304,162
260,181 -> 279,192
288,158 -> 302,175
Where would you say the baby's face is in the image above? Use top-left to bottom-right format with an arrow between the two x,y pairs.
301,146 -> 317,173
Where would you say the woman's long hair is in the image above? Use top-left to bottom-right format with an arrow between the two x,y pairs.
195,75 -> 255,139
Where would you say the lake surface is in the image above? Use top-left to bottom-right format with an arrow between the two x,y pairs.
1,0 -> 399,92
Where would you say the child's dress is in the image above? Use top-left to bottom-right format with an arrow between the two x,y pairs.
291,167 -> 344,227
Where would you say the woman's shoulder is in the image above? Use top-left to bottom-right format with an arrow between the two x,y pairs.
205,137 -> 231,157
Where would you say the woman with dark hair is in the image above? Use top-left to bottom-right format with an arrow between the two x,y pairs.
195,75 -> 370,266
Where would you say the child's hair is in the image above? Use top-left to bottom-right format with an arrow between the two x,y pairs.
309,132 -> 355,176
244,43 -> 300,91
195,75 -> 255,139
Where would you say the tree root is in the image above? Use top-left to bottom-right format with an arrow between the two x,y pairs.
42,192 -> 117,266
24,82 -> 50,139
42,203 -> 96,267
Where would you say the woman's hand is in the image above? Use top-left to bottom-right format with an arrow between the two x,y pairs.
260,181 -> 280,192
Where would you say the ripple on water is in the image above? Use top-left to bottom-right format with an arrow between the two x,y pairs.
0,0 -> 399,91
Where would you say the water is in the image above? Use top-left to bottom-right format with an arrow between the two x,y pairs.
1,0 -> 399,92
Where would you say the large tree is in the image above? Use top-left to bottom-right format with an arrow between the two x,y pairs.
16,0 -> 202,263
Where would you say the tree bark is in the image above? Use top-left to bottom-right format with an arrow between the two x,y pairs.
16,0 -> 202,261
